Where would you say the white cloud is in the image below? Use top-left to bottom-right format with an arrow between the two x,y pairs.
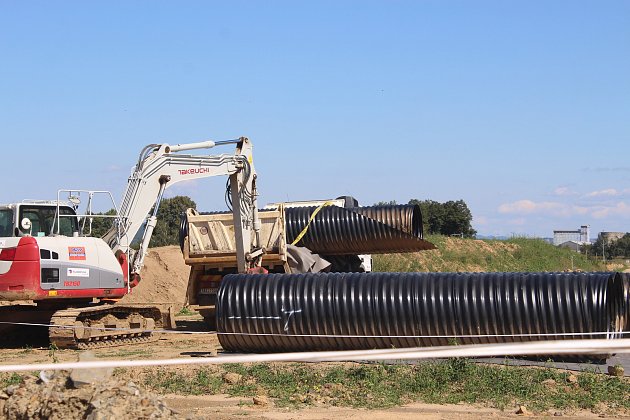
591,202 -> 630,219
498,200 -> 567,216
507,218 -> 526,226
572,206 -> 590,215
165,180 -> 200,198
474,215 -> 489,226
583,188 -> 619,198
553,187 -> 575,196
498,199 -> 630,220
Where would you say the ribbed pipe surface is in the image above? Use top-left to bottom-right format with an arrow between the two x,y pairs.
352,205 -> 423,237
622,273 -> 630,332
284,204 -> 434,255
217,272 -> 626,353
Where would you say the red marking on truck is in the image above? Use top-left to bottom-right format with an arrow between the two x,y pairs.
178,168 -> 210,175
64,281 -> 81,287
68,246 -> 86,260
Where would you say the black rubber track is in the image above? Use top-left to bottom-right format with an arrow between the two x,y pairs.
217,272 -> 627,353
284,204 -> 435,255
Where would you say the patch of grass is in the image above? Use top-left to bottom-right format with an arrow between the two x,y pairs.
0,373 -> 24,388
373,235 -> 605,273
19,345 -> 33,354
47,343 -> 59,363
144,368 -> 222,395
504,237 -> 602,272
97,348 -> 153,359
113,367 -> 127,376
141,361 -> 629,413
176,306 -> 196,316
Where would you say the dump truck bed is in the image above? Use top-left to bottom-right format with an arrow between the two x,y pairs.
183,206 -> 288,270
182,206 -> 289,327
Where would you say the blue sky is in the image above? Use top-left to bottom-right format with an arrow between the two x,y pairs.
1,1 -> 628,237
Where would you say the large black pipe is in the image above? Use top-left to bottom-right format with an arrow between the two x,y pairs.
352,205 -> 423,237
284,204 -> 434,255
622,273 -> 630,332
180,204 -> 435,255
217,272 -> 627,353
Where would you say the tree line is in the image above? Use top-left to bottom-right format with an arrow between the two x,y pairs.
587,234 -> 630,259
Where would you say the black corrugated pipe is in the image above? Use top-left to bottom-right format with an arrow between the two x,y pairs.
217,272 -> 627,353
352,205 -> 423,237
622,273 -> 630,332
180,204 -> 434,255
284,204 -> 434,255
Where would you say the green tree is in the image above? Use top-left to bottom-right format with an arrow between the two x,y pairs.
408,198 -> 476,238
615,233 -> 630,257
592,233 -> 630,259
88,209 -> 117,238
580,242 -> 593,258
441,200 -> 477,237
408,199 -> 444,235
150,196 -> 197,247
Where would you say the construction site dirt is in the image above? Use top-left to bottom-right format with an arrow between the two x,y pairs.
2,317 -> 628,419
0,246 -> 628,419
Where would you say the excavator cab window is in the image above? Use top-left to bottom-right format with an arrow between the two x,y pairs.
21,210 -> 42,235
0,209 -> 13,237
18,206 -> 79,237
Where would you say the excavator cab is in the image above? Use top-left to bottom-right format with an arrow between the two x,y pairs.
19,205 -> 79,237
0,202 -> 80,238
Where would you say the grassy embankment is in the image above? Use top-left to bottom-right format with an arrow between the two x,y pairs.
374,235 -> 606,273
2,362 -> 628,414
139,362 -> 629,413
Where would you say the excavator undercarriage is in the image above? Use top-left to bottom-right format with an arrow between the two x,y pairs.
49,305 -> 163,349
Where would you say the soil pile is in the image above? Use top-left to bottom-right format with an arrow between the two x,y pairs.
120,246 -> 191,312
0,371 -> 183,420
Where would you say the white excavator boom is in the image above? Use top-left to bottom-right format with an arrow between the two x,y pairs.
102,137 -> 261,278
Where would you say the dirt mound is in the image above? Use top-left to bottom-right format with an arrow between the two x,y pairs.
120,246 -> 191,312
0,371 -> 182,420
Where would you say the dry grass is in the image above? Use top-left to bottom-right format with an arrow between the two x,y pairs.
374,235 -> 605,273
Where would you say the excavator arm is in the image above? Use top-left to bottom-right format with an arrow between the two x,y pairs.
103,137 -> 261,282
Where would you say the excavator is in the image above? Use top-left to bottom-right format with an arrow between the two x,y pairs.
0,137 -> 262,349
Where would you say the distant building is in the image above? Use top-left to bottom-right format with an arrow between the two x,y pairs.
599,231 -> 625,243
559,241 -> 582,252
553,225 -> 590,246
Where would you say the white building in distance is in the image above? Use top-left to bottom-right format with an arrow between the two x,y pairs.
553,225 -> 590,246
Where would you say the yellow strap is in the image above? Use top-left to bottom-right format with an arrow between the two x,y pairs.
291,201 -> 334,246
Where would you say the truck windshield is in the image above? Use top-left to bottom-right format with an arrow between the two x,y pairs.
19,206 -> 79,237
0,209 -> 13,237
